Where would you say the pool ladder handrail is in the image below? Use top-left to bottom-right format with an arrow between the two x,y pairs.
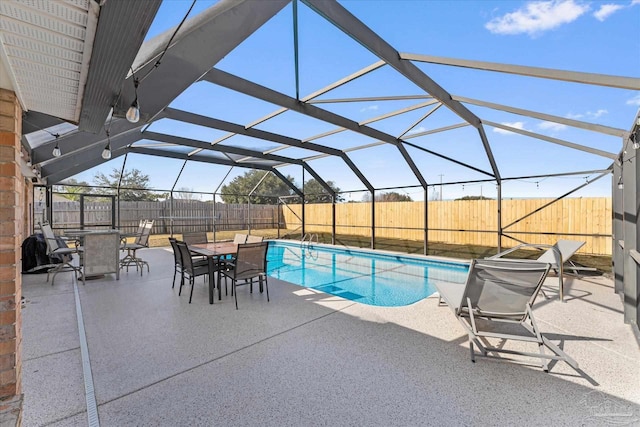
301,233 -> 318,259
301,233 -> 318,249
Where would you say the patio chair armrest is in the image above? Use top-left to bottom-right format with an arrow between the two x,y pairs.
488,243 -> 555,259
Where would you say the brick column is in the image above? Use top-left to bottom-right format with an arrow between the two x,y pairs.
0,88 -> 24,425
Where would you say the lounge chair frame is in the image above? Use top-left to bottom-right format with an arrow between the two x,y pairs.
436,259 -> 579,372
487,240 -> 588,301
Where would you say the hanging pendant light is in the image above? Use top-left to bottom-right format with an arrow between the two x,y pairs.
126,97 -> 140,123
102,142 -> 112,160
52,142 -> 61,157
126,78 -> 140,123
102,130 -> 112,159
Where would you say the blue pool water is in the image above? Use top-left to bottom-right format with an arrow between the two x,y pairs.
266,242 -> 469,307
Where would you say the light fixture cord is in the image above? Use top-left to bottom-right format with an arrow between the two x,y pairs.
138,0 -> 197,83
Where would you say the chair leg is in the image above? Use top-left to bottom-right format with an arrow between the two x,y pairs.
538,343 -> 549,372
172,268 -> 177,288
265,277 -> 269,302
234,280 -> 238,310
469,338 -> 476,363
189,277 -> 195,304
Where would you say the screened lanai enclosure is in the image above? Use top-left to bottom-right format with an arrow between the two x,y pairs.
12,0 -> 640,328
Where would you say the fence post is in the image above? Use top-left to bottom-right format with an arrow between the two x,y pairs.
332,196 -> 336,245
424,188 -> 428,255
277,200 -> 281,239
497,182 -> 502,253
371,190 -> 375,250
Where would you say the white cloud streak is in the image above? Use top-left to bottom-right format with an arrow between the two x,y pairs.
485,0 -> 589,37
587,109 -> 608,119
359,105 -> 379,113
493,121 -> 526,134
406,126 -> 426,135
626,93 -> 640,106
593,4 -> 625,21
538,121 -> 568,131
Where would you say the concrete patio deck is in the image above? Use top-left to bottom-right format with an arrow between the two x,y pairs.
21,246 -> 640,426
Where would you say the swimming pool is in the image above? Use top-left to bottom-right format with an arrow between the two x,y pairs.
266,241 -> 469,307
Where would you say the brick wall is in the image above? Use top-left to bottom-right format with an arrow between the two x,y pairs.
0,88 -> 24,425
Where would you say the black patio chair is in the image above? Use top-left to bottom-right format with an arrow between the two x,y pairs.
182,231 -> 208,245
220,242 -> 269,309
175,240 -> 214,303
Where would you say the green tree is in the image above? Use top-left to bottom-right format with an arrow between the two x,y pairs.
303,178 -> 343,203
53,178 -> 91,201
173,187 -> 200,201
93,168 -> 163,201
362,191 -> 413,202
455,195 -> 493,201
220,170 -> 295,204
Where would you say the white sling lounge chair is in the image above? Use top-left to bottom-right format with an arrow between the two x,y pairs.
487,239 -> 588,301
435,259 -> 578,372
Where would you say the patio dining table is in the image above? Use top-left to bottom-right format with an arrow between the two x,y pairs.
189,242 -> 238,304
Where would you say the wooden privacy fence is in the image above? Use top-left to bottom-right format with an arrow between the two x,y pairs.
48,200 -> 279,236
281,197 -> 612,255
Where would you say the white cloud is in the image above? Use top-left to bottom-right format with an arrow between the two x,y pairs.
359,105 -> 379,113
593,4 -> 625,21
538,121 -> 568,131
587,109 -> 608,119
632,0 -> 640,6
493,121 -> 526,134
485,0 -> 589,36
626,93 -> 640,106
406,126 -> 426,135
566,112 -> 584,119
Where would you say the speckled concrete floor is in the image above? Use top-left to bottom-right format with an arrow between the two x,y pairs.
21,247 -> 640,426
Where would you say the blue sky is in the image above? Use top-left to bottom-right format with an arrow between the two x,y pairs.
73,0 -> 640,201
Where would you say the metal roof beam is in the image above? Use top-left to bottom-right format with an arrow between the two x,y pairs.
400,53 -> 640,90
21,111 -> 66,135
31,115 -> 158,165
79,0 -> 162,132
402,140 -> 495,178
43,129 -> 143,184
202,69 -> 409,145
201,68 -> 428,188
399,103 -> 442,138
402,122 -> 468,140
143,132 -> 335,198
282,100 -> 437,148
302,0 -> 480,127
302,60 -> 386,101
301,0 -> 500,182
483,120 -> 618,159
164,107 -> 343,157
193,60 -> 387,157
128,147 -> 303,197
301,163 -> 336,198
144,131 -> 295,166
341,154 -> 374,192
115,0 -> 289,122
454,95 -> 627,137
308,95 -> 432,104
